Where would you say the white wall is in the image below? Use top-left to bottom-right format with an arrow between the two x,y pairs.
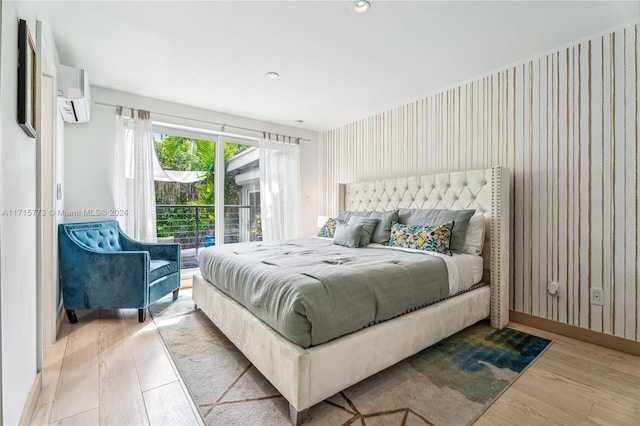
64,86 -> 320,237
0,2 -> 59,423
0,0 -> 4,420
55,102 -> 64,316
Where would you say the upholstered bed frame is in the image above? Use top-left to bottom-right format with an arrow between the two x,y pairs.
193,166 -> 510,424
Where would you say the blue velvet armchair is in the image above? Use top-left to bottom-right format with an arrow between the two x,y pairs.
58,221 -> 181,323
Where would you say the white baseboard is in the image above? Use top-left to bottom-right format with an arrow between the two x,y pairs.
18,372 -> 42,426
56,305 -> 66,339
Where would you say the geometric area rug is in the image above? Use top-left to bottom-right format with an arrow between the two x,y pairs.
150,290 -> 551,426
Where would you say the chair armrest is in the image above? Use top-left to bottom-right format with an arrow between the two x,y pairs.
119,231 -> 180,261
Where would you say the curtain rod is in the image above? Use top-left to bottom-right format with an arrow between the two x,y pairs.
94,100 -> 312,143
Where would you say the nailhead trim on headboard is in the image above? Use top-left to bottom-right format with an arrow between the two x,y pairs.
491,167 -> 502,328
490,166 -> 510,329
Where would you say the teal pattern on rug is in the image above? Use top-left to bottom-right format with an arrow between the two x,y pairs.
408,322 -> 551,404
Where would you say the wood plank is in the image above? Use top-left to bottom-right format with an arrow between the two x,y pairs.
535,348 -> 640,404
478,389 -> 586,426
133,307 -> 204,425
609,355 -> 640,378
98,311 -> 149,426
39,333 -> 70,404
474,407 -> 518,426
143,381 -> 201,426
518,364 -> 640,418
587,400 -> 640,425
180,277 -> 193,288
50,310 -> 99,422
30,402 -> 52,426
507,367 -> 592,419
125,311 -> 178,392
50,408 -> 99,425
146,312 -> 205,426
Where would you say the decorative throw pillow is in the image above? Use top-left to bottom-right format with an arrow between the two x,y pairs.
347,216 -> 379,246
338,210 -> 399,245
333,223 -> 364,248
317,218 -> 345,238
397,208 -> 475,253
388,221 -> 453,255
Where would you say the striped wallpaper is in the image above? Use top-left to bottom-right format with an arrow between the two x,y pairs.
320,24 -> 639,341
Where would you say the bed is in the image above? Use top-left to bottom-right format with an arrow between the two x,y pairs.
193,166 -> 510,424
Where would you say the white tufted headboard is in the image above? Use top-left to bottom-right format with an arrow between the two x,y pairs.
336,166 -> 510,329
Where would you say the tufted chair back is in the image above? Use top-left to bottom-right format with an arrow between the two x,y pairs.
64,221 -> 123,252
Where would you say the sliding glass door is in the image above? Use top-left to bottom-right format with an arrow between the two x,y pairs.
153,128 -> 261,269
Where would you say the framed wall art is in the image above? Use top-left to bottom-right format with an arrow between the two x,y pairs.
17,19 -> 37,138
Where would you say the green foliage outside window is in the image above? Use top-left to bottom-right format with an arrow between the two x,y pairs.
154,135 -> 251,239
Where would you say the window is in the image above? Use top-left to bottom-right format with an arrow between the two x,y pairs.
153,126 -> 261,269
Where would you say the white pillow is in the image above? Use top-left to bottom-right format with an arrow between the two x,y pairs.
462,213 -> 486,255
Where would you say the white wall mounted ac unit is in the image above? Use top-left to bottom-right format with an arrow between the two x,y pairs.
57,64 -> 91,123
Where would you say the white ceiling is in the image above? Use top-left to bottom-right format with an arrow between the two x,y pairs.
42,1 -> 639,131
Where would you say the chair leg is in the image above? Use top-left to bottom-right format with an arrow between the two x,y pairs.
172,288 -> 179,301
138,308 -> 147,322
66,309 -> 78,324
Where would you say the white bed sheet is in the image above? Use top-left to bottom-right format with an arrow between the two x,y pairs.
357,243 -> 483,295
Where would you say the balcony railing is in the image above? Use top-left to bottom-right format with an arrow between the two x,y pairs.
156,204 -> 262,269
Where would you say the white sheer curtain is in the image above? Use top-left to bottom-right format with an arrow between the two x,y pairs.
259,137 -> 300,241
113,108 -> 157,242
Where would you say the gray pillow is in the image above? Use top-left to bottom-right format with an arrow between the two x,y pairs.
333,223 -> 364,248
338,210 -> 399,245
397,208 -> 476,253
348,216 -> 379,246
367,210 -> 399,244
337,210 -> 365,221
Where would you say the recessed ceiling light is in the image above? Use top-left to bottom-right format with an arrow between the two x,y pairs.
266,72 -> 280,79
295,120 -> 304,124
353,0 -> 370,13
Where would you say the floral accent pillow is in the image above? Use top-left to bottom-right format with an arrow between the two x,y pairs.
317,218 -> 345,238
388,221 -> 453,255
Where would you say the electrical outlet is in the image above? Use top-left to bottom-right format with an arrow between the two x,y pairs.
590,288 -> 605,306
547,281 -> 560,296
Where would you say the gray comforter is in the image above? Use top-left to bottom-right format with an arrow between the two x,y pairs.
198,238 -> 449,348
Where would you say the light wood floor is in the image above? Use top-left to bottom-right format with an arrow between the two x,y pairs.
30,303 -> 639,425
30,282 -> 203,426
477,323 -> 640,425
